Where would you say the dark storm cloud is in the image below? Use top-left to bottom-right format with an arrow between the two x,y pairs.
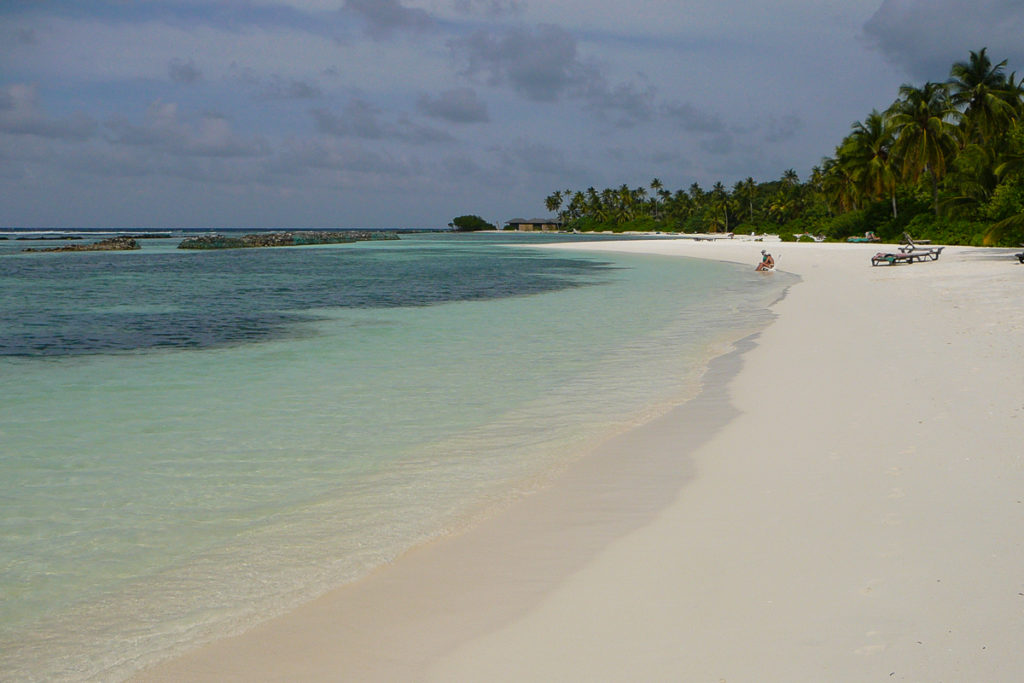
168,58 -> 202,84
448,21 -> 653,126
450,24 -> 595,102
344,0 -> 434,40
417,88 -> 490,123
863,0 -> 1024,79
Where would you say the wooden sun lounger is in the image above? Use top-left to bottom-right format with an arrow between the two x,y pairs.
871,247 -> 944,265
900,231 -> 931,247
892,233 -> 945,262
872,251 -> 914,265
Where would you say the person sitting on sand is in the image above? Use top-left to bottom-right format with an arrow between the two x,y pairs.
756,250 -> 774,271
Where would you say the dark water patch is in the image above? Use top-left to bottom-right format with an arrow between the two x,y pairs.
0,240 -> 616,357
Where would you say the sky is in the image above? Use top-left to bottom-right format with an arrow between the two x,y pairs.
2,0 -> 1023,229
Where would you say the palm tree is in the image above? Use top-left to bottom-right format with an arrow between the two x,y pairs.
840,110 -> 899,216
732,177 -> 757,223
709,181 -> 731,232
545,190 -> 563,215
649,178 -> 664,219
887,81 -> 960,215
948,48 -> 1016,145
942,142 -> 1000,216
820,156 -> 860,213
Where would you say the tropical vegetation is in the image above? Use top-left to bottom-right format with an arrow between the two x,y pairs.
541,49 -> 1024,246
449,214 -> 495,231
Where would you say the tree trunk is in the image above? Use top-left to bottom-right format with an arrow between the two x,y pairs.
928,168 -> 939,215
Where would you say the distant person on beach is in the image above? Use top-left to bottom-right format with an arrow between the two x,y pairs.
756,250 -> 774,271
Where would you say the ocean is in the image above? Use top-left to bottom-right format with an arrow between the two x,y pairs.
0,230 -> 793,680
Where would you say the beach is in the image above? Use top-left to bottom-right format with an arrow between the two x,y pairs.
137,238 -> 1024,681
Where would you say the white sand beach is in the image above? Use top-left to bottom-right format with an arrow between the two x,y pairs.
137,239 -> 1024,682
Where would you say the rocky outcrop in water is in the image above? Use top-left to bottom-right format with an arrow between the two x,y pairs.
23,237 -> 141,253
177,231 -> 399,249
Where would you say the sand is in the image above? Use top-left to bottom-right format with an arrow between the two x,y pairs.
136,238 -> 1024,682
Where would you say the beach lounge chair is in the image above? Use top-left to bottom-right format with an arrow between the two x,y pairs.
900,232 -> 931,247
871,246 -> 944,265
872,251 -> 914,266
896,233 -> 944,261
847,231 -> 880,243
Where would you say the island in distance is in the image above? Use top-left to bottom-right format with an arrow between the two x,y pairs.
22,236 -> 142,252
178,230 -> 399,249
21,230 -> 399,253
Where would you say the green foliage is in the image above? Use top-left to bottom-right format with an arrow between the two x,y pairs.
615,216 -> 660,232
733,220 -> 774,235
539,49 -> 1024,247
903,214 -> 994,246
570,216 -> 614,232
449,215 -> 494,232
821,209 -> 869,240
984,180 -> 1024,221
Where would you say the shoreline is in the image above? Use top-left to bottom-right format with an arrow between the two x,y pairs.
137,239 -> 1024,681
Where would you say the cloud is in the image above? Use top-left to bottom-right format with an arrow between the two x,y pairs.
261,76 -> 322,100
0,84 -> 96,140
660,101 -> 724,134
450,24 -> 596,102
699,132 -> 734,156
272,138 -> 421,178
448,23 -> 656,126
863,0 -> 1024,80
452,0 -> 526,17
579,78 -> 656,128
497,138 -> 587,179
764,114 -> 801,143
344,0 -> 433,40
168,58 -> 202,84
312,99 -> 388,139
416,87 -> 489,123
312,99 -> 454,143
105,101 -> 267,157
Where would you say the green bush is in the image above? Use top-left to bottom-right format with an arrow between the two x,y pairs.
903,214 -> 993,246
449,215 -> 494,232
570,216 -> 613,232
821,210 -> 869,240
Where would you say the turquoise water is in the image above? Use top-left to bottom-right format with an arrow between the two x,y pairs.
0,232 -> 792,680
